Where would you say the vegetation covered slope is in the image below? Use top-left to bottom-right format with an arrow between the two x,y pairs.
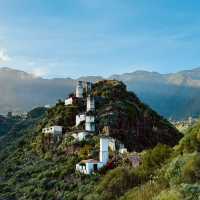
0,80 -> 183,200
93,80 -> 182,151
0,115 -> 21,137
117,120 -> 200,200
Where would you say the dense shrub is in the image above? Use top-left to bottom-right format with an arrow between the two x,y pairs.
141,144 -> 173,173
120,181 -> 168,200
179,122 -> 200,152
85,167 -> 147,200
154,189 -> 183,200
181,183 -> 200,200
182,154 -> 200,183
165,152 -> 200,185
28,107 -> 47,119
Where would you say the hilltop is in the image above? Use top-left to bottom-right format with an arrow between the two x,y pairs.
33,80 -> 182,152
91,80 -> 181,150
0,80 -> 183,199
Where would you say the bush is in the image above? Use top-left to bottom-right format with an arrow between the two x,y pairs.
179,122 -> 200,153
182,154 -> 200,183
79,145 -> 93,159
181,183 -> 200,200
155,189 -> 183,200
86,167 -> 147,200
142,144 -> 172,173
120,181 -> 167,200
28,107 -> 47,119
165,152 -> 200,185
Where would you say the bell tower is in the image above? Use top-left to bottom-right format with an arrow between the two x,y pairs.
87,95 -> 95,112
76,81 -> 83,98
100,137 -> 109,165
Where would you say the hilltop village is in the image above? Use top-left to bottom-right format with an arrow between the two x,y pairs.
36,78 -> 182,178
42,81 -> 129,174
3,80 -> 196,200
0,79 -> 182,177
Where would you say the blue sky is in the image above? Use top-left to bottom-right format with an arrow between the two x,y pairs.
0,0 -> 200,78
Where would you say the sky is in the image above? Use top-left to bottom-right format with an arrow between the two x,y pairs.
0,0 -> 200,78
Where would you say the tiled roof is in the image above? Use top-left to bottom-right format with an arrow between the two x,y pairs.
79,159 -> 99,164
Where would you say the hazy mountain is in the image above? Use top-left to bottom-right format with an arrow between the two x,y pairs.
0,67 -> 200,119
0,67 -> 76,114
110,68 -> 200,119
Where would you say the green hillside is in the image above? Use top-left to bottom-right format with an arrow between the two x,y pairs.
0,115 -> 21,137
0,80 -> 183,200
118,120 -> 200,200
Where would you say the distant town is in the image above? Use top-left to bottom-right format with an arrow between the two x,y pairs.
170,116 -> 199,132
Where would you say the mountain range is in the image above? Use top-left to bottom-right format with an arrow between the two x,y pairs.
1,67 -> 200,119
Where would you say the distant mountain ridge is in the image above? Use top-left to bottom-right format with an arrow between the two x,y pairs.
110,67 -> 200,119
1,67 -> 200,119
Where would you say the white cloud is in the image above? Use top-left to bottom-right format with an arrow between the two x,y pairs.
0,48 -> 10,63
31,67 -> 48,78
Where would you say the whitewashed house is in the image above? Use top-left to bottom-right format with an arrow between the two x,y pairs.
42,126 -> 63,142
85,115 -> 95,132
76,113 -> 86,126
76,137 -> 109,174
72,131 -> 89,141
118,143 -> 128,154
76,159 -> 104,174
119,148 -> 128,154
42,126 -> 62,135
65,97 -> 73,106
87,95 -> 95,112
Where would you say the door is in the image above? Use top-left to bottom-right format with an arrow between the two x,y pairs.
93,164 -> 98,171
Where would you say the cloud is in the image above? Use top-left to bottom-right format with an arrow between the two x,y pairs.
0,48 -> 10,63
31,67 -> 48,77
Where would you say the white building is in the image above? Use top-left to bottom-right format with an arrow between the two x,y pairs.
118,143 -> 128,154
72,131 -> 89,141
76,137 -> 109,174
85,82 -> 93,93
44,104 -> 51,108
100,137 -> 109,164
119,148 -> 128,154
109,138 -> 116,151
76,113 -> 86,126
76,159 -> 104,174
42,126 -> 63,135
76,81 -> 84,98
87,95 -> 95,112
65,97 -> 74,106
85,115 -> 95,132
108,137 -> 127,153
76,81 -> 93,98
42,126 -> 63,142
